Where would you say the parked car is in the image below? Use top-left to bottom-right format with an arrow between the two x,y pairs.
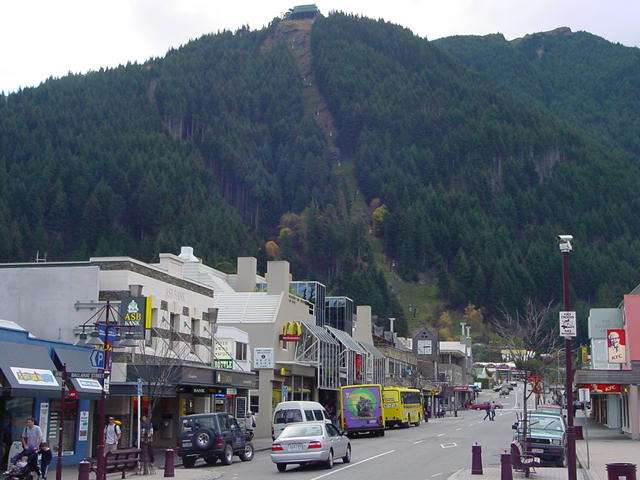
271,422 -> 351,472
178,413 -> 254,468
470,401 -> 504,410
514,413 -> 566,467
272,401 -> 331,440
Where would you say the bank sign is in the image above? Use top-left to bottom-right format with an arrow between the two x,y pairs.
10,367 -> 59,387
119,296 -> 152,339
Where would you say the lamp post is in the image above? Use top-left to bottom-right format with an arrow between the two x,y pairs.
559,235 -> 576,480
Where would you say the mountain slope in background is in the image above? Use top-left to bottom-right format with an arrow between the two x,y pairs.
2,13 -> 640,338
435,27 -> 640,157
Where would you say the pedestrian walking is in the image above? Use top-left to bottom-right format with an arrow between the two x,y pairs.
140,415 -> 154,472
39,442 -> 52,480
104,417 -> 122,456
490,401 -> 496,421
11,417 -> 42,464
483,403 -> 491,421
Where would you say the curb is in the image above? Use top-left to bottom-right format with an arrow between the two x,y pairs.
446,468 -> 465,480
576,449 -> 594,480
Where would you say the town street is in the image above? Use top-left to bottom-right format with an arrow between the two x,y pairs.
176,390 -> 524,480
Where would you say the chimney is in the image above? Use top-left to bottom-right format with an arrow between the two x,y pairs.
266,261 -> 291,295
354,306 -> 372,343
236,257 -> 257,292
178,246 -> 199,263
159,253 -> 184,279
460,322 -> 466,337
389,317 -> 395,333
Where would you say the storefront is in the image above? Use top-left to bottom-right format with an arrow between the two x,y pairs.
0,336 -> 97,468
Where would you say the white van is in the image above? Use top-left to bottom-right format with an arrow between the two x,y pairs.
272,401 -> 331,439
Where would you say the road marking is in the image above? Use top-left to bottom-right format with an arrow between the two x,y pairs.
455,427 -> 462,431
414,440 -> 424,444
437,433 -> 445,437
308,450 -> 395,480
440,442 -> 457,449
431,474 -> 443,478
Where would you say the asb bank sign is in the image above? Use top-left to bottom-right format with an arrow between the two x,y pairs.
10,367 -> 59,387
119,296 -> 152,339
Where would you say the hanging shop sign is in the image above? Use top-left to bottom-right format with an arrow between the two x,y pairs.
280,322 -> 302,342
582,383 -> 621,394
606,329 -> 626,364
213,338 -> 234,369
119,296 -> 152,339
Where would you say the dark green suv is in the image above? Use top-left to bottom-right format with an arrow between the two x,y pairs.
178,413 -> 254,468
527,413 -> 566,467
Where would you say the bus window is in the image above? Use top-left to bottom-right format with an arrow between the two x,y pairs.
401,391 -> 422,405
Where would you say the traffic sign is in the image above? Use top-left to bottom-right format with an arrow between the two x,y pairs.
90,350 -> 104,369
559,311 -> 577,337
578,388 -> 590,404
136,378 -> 143,396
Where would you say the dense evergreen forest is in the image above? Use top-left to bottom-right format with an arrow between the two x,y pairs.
1,12 -> 640,336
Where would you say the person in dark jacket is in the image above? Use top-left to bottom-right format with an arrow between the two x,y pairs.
39,442 -> 52,480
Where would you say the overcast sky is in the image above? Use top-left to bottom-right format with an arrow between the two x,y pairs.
2,0 -> 639,94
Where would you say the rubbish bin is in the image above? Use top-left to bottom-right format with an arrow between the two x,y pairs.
574,425 -> 584,440
606,463 -> 636,480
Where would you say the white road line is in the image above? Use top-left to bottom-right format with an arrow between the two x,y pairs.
437,433 -> 445,437
308,450 -> 396,480
431,473 -> 443,478
440,442 -> 457,449
455,427 -> 462,431
414,440 -> 424,444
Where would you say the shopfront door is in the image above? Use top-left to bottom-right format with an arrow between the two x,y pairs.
0,397 -> 35,469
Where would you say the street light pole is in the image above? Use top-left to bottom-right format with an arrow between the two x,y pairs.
97,301 -> 112,480
560,237 -> 576,480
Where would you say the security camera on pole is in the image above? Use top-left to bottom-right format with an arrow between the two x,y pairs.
558,234 -> 577,480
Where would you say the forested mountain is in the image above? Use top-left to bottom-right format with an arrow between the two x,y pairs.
435,28 -> 640,157
1,13 -> 640,336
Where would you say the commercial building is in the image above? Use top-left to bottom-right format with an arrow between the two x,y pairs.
325,296 -> 354,334
0,320 -> 100,468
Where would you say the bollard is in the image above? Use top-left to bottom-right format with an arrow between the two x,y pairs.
575,425 -> 584,440
500,452 -> 513,480
606,463 -> 637,480
164,449 -> 175,478
77,460 -> 91,480
471,443 -> 483,475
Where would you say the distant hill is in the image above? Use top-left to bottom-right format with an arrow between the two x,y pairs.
2,14 -> 640,337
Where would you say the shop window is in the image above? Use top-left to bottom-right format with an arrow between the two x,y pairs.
0,398 -> 35,466
235,342 -> 247,361
250,395 -> 260,414
48,399 -> 78,455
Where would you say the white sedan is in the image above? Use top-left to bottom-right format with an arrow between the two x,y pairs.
271,421 -> 352,472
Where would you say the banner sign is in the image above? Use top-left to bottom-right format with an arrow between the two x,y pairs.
119,296 -> 152,339
254,348 -> 274,369
581,383 -> 621,394
607,329 -> 626,364
10,367 -> 59,387
76,378 -> 103,390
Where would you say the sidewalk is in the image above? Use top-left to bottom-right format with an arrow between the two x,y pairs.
58,438 -> 273,480
448,466 -> 568,479
574,416 -> 639,480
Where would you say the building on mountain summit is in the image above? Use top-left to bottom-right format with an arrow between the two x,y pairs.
286,4 -> 320,19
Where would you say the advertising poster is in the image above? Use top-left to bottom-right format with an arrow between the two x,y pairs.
341,386 -> 382,429
78,411 -> 89,441
607,329 -> 626,363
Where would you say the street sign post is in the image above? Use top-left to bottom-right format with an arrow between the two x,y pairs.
90,350 -> 104,369
559,311 -> 577,337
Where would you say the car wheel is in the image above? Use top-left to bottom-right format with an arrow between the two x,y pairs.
221,444 -> 233,465
379,429 -> 385,437
204,456 -> 217,466
276,463 -> 287,472
191,428 -> 215,451
239,443 -> 254,462
182,457 -> 197,469
342,444 -> 351,464
325,449 -> 334,469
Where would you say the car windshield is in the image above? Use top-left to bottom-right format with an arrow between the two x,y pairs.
182,416 -> 217,432
274,409 -> 303,425
529,416 -> 563,432
280,425 -> 323,438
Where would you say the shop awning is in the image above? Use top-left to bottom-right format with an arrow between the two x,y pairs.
574,367 -> 640,385
53,348 -> 103,399
0,341 -> 61,397
358,341 -> 384,359
325,326 -> 367,355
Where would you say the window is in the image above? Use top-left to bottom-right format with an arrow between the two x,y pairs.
250,395 -> 260,415
160,300 -> 168,311
235,342 -> 247,361
305,410 -> 315,421
325,424 -> 340,437
183,306 -> 189,316
190,318 -> 200,354
280,425 -> 322,438
273,410 -> 303,424
401,391 -> 422,405
313,410 -> 324,421
169,313 -> 179,347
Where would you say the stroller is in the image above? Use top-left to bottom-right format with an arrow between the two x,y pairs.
2,451 -> 39,480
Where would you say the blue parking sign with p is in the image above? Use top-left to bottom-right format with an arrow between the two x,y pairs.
90,350 -> 104,369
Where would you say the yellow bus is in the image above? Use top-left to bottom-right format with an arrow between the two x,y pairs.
383,387 -> 423,428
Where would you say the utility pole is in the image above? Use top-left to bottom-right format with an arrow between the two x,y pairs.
97,301 -> 112,480
559,236 -> 577,480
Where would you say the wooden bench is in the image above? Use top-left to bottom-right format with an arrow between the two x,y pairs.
510,442 -> 541,478
90,448 -> 141,479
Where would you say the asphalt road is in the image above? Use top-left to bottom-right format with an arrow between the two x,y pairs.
179,389 -> 526,480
